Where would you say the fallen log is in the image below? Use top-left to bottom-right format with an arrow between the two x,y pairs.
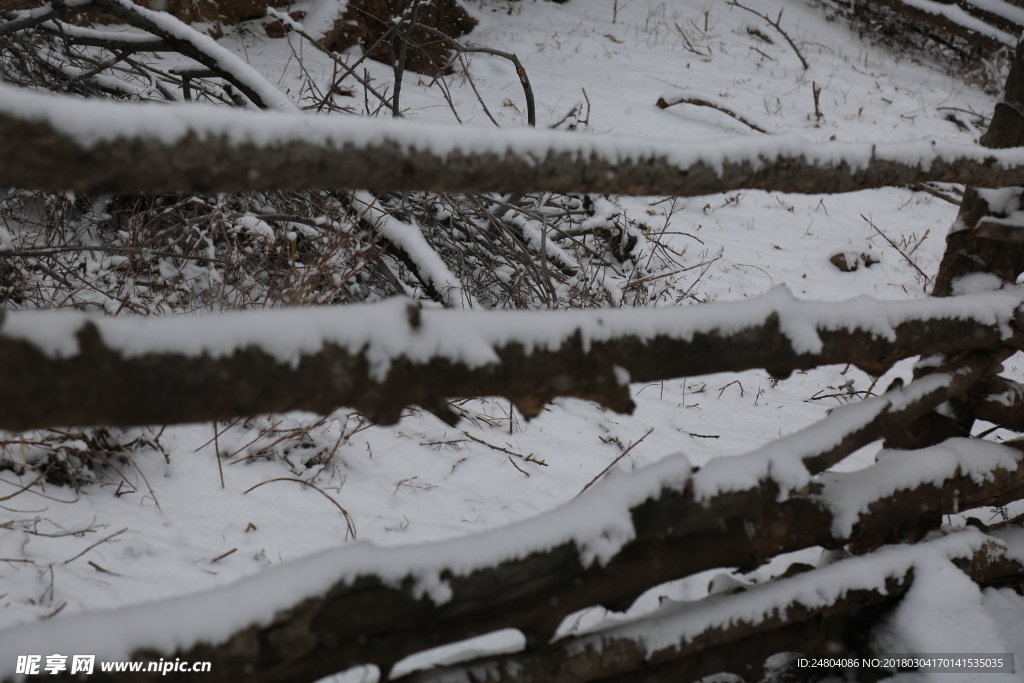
5,435 -> 1024,682
406,530 -> 1022,683
1,289 -> 1021,430
8,84 -> 1024,195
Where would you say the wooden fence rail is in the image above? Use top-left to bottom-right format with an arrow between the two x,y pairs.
6,3 -> 1024,680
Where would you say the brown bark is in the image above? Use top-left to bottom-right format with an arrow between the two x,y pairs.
934,37 -> 1024,297
406,542 -> 1023,683
900,36 -> 1024,451
6,95 -> 1024,195
971,376 -> 1024,430
407,578 -> 914,683
17,437 -> 1024,683
0,299 -> 1019,431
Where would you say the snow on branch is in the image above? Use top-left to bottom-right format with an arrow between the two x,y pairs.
3,436 -> 1024,682
0,0 -> 95,36
866,0 -> 1019,49
1,288 -> 1022,430
353,192 -> 473,308
408,530 -> 1021,683
0,1 -> 295,110
7,84 -> 1024,195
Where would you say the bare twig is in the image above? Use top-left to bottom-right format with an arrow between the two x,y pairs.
211,548 -> 237,563
410,23 -> 536,127
861,214 -> 933,285
576,427 -> 654,497
726,0 -> 809,69
244,477 -> 356,540
62,527 -> 128,565
390,0 -> 421,117
657,91 -> 770,133
0,245 -> 229,265
462,431 -> 546,466
909,183 -> 963,206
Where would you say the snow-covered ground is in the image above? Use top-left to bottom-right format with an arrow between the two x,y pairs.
3,0 -> 1024,680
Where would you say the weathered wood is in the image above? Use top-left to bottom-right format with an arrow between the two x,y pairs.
971,376 -> 1024,431
20,436 -> 1024,683
403,539 -> 1023,683
934,28 -> 1024,297
6,85 -> 1024,195
0,298 -> 1018,430
906,32 -> 1024,451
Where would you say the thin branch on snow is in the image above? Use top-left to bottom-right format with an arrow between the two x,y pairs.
657,89 -> 774,134
726,0 -> 809,69
409,22 -> 537,127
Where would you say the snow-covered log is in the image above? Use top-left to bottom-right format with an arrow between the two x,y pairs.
406,530 -> 1023,683
1,289 -> 1022,430
3,437 -> 1024,682
8,84 -> 1024,195
863,0 -> 1019,50
971,376 -> 1024,432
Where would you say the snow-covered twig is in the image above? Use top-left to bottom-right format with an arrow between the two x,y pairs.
0,0 -> 295,110
352,192 -> 473,308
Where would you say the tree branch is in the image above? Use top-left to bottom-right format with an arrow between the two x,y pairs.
0,0 -> 294,110
657,90 -> 772,134
407,532 -> 1021,683
6,438 -> 1024,682
0,289 -> 1021,430
11,84 -> 1024,195
862,0 -> 1016,51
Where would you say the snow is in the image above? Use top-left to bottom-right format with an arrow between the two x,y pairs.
690,371 -> 957,500
0,451 -> 693,670
4,0 -> 1024,679
265,7 -> 304,34
8,83 -> 1024,189
872,554 -> 1018,683
352,192 -> 473,308
37,21 -> 167,44
2,288 -> 1022,373
286,0 -> 349,41
98,0 -> 297,111
820,438 -> 1022,536
568,530 -> 1007,662
895,0 -> 1017,46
